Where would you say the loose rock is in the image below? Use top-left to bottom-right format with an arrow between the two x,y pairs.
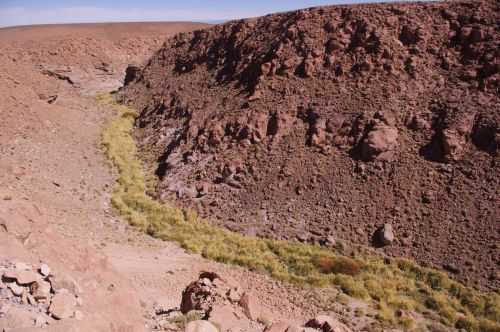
375,224 -> 395,246
39,264 -> 51,277
49,292 -> 77,320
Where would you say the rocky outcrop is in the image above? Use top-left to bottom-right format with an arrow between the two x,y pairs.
121,0 -> 500,290
0,261 -> 82,330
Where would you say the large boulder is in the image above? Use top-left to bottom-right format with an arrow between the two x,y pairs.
180,272 -> 221,314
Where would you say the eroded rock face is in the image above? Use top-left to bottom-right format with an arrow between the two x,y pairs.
121,0 -> 500,289
0,261 -> 82,329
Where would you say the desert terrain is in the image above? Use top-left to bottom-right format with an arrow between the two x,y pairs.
0,2 -> 499,332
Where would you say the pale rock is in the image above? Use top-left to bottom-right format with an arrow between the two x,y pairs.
49,292 -> 77,319
376,224 -> 395,246
185,320 -> 219,332
39,264 -> 51,277
15,270 -> 41,285
3,269 -> 19,280
7,282 -> 25,296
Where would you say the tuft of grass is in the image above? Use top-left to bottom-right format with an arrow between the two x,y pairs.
98,93 -> 500,331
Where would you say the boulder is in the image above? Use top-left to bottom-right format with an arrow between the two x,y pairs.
15,270 -> 41,285
375,224 -> 395,246
49,292 -> 77,320
361,125 -> 398,161
185,320 -> 219,332
305,315 -> 352,332
180,273 -> 219,314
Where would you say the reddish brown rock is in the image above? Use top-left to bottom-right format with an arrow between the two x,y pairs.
305,315 -> 352,332
361,125 -> 398,161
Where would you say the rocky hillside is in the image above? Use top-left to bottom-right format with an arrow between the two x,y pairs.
120,0 -> 499,290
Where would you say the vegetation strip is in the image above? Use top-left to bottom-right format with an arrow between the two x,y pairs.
98,93 -> 499,331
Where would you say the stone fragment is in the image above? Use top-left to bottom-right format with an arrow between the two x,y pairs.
49,292 -> 77,320
15,270 -> 41,285
7,282 -> 24,296
375,224 -> 395,246
39,264 -> 51,277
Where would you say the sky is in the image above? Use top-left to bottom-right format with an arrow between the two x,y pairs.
0,0 -> 410,28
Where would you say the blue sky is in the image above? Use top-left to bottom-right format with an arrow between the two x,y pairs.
0,0 -> 408,28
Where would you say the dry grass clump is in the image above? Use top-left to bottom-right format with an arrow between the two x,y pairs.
98,93 -> 500,331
